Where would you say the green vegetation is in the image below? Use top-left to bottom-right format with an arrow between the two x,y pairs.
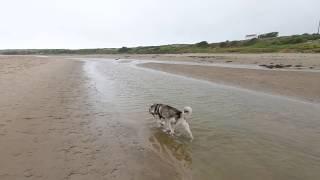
1,33 -> 320,55
195,41 -> 209,48
258,32 -> 279,39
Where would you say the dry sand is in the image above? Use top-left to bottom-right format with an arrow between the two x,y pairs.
139,63 -> 320,103
0,56 -> 184,180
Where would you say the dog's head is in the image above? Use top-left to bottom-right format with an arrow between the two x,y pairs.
149,104 -> 157,116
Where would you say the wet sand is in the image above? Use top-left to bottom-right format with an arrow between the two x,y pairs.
78,53 -> 320,70
0,56 -> 185,180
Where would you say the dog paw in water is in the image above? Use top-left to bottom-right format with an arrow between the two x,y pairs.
163,129 -> 174,136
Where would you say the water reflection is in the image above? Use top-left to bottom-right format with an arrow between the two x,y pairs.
148,127 -> 192,180
149,128 -> 192,165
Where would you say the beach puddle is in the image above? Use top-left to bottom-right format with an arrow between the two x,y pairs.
83,58 -> 320,180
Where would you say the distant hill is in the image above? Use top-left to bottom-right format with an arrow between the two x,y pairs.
1,33 -> 320,55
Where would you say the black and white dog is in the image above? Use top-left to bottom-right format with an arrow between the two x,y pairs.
149,104 -> 193,140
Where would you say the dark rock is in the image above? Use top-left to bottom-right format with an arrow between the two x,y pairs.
260,64 -> 293,69
259,64 -> 273,69
274,64 -> 284,68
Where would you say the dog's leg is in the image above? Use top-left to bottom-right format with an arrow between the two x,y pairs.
171,118 -> 183,135
168,118 -> 175,135
156,119 -> 162,127
174,118 -> 183,128
159,117 -> 165,126
163,119 -> 170,132
168,122 -> 173,135
182,121 -> 193,140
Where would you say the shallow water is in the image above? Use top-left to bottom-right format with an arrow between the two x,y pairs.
83,58 -> 320,180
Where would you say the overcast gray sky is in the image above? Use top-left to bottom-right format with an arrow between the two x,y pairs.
0,0 -> 319,49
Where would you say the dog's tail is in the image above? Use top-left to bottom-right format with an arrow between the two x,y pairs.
182,106 -> 192,121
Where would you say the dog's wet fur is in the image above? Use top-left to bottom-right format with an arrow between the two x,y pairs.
149,104 -> 193,140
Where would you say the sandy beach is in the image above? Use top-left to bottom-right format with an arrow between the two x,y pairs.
0,56 -> 185,180
0,54 -> 320,180
1,0 -> 320,179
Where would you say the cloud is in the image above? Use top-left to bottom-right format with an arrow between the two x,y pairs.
0,0 -> 319,49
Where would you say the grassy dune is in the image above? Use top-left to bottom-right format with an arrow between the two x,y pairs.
1,33 -> 320,55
